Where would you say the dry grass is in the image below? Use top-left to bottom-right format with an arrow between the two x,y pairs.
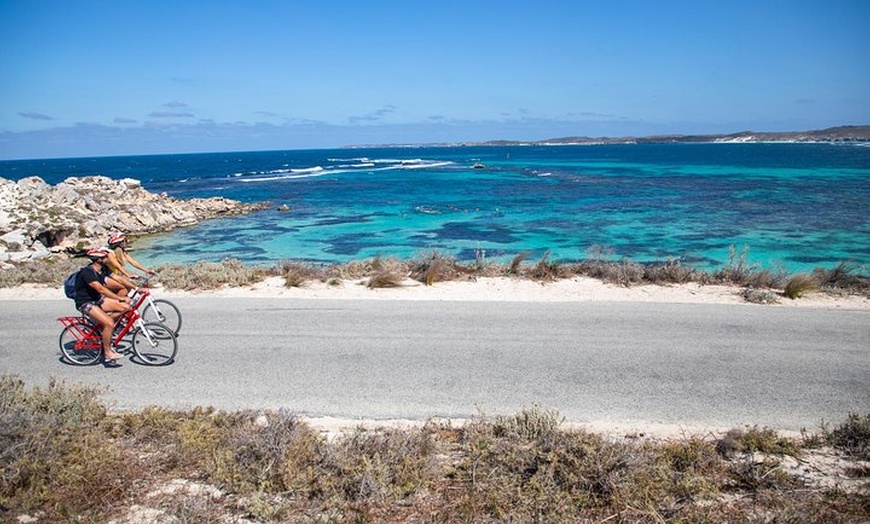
814,262 -> 870,296
366,271 -> 406,288
713,244 -> 758,285
151,258 -> 272,290
2,247 -> 868,304
276,260 -> 325,288
0,257 -> 83,287
3,377 -> 868,523
784,273 -> 821,299
408,251 -> 469,285
507,250 -> 532,275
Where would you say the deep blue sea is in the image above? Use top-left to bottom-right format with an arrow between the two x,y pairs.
2,143 -> 869,274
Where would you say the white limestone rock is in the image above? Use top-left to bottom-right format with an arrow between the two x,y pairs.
0,175 -> 267,261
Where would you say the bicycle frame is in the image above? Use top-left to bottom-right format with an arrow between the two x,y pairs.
59,273 -> 179,366
128,276 -> 167,319
129,275 -> 156,311
57,300 -> 154,350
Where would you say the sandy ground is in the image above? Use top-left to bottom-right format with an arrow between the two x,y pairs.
3,275 -> 869,310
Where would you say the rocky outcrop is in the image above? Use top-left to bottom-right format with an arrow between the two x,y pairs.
0,176 -> 268,263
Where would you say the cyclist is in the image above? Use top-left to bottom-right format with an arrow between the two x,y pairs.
73,248 -> 132,365
102,233 -> 154,296
107,232 -> 155,280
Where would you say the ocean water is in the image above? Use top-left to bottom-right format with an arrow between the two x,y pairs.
2,143 -> 869,273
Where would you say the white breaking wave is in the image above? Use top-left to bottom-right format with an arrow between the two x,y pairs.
237,158 -> 453,183
291,166 -> 324,174
398,160 -> 453,170
336,162 -> 376,168
327,157 -> 371,162
239,172 -> 331,182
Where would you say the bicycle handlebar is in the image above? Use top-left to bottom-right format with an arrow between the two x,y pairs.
132,273 -> 157,294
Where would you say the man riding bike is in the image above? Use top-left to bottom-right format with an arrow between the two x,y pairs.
73,248 -> 132,365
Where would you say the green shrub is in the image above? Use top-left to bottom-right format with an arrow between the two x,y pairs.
491,406 -> 563,440
0,377 -> 138,519
715,426 -> 800,458
828,413 -> 870,460
741,287 -> 780,305
2,379 -> 868,523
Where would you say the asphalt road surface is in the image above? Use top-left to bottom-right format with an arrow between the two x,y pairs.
1,297 -> 867,431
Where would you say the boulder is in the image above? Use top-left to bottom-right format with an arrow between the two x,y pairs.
0,176 -> 268,260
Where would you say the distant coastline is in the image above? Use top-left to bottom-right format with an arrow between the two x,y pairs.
346,125 -> 870,149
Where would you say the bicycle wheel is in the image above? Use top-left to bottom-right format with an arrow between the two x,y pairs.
141,299 -> 182,335
59,321 -> 102,365
131,322 -> 178,365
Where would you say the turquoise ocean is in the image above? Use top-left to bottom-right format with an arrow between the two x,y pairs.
2,143 -> 869,274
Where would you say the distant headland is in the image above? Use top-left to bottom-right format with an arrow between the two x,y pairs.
347,125 -> 870,148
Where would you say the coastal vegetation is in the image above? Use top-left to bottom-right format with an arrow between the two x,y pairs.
2,248 -> 868,303
1,376 -> 867,522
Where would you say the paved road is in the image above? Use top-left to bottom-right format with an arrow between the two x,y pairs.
1,298 -> 867,431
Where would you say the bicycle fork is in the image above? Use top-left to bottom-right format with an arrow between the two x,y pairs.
145,295 -> 167,322
134,317 -> 159,347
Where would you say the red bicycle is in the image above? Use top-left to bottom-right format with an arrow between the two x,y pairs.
58,291 -> 178,366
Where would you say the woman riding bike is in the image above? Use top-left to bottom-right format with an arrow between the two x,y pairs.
105,233 -> 155,295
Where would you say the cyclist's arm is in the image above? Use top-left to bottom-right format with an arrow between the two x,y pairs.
125,253 -> 155,274
106,273 -> 136,292
88,279 -> 129,303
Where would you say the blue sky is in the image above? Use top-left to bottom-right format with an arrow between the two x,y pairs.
1,1 -> 868,159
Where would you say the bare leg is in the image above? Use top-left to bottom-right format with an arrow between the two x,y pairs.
87,306 -> 124,360
101,297 -> 132,325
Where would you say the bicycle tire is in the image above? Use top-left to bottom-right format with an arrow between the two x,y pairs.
141,299 -> 182,335
59,321 -> 102,366
131,322 -> 178,366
